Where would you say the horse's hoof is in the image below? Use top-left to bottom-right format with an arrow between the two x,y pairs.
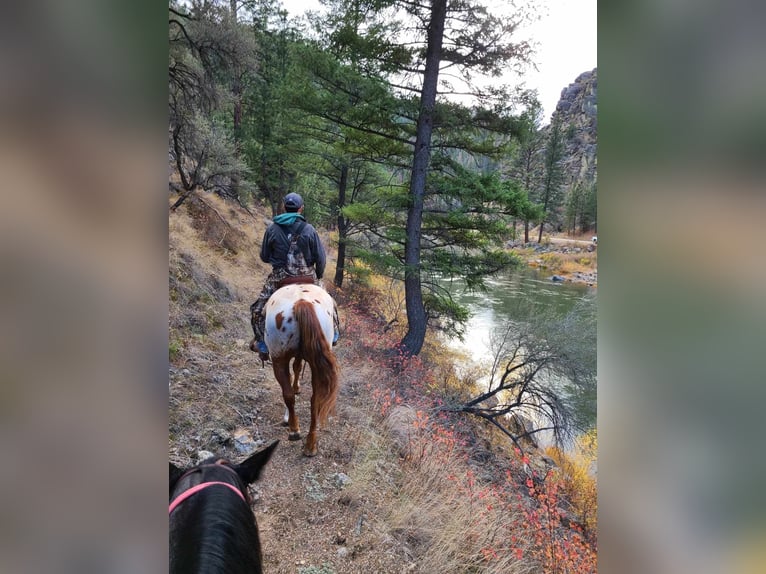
288,432 -> 302,441
302,448 -> 317,457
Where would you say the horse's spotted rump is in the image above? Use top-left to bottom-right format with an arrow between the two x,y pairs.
264,283 -> 339,457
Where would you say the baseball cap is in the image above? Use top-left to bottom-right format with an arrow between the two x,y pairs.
283,193 -> 304,210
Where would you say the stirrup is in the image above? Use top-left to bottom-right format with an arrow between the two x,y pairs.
332,331 -> 339,346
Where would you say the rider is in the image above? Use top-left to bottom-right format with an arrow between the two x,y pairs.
250,192 -> 338,360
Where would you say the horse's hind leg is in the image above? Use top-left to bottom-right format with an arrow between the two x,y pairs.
303,387 -> 319,457
273,358 -> 301,441
291,358 -> 303,395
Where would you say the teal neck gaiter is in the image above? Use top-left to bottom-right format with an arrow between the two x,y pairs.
272,212 -> 305,226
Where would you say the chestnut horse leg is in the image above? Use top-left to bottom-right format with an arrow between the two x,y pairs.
273,357 -> 301,441
291,357 -> 303,395
303,389 -> 320,457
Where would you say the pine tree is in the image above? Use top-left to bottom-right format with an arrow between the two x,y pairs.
537,115 -> 566,243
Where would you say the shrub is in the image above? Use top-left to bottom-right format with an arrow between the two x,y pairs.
169,339 -> 183,362
540,252 -> 563,270
545,430 -> 598,534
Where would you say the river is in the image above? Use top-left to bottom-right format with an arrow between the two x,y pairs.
441,267 -> 594,361
439,266 -> 596,449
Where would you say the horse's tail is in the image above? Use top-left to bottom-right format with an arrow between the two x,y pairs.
294,299 -> 339,426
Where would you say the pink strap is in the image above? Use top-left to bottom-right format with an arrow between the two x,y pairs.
169,481 -> 246,514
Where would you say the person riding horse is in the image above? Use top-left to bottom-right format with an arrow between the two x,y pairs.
250,192 -> 339,361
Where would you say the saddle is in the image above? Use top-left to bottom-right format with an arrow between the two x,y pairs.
276,274 -> 316,288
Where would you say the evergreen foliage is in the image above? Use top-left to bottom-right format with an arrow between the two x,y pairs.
167,0 -> 592,355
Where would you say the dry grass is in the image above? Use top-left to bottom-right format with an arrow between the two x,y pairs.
169,194 -> 269,299
545,430 -> 598,534
512,232 -> 598,285
387,429 -> 536,574
534,251 -> 597,275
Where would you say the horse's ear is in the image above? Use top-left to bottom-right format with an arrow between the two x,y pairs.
170,462 -> 185,492
235,440 -> 279,485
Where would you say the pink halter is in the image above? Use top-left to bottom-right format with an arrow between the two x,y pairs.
169,481 -> 246,514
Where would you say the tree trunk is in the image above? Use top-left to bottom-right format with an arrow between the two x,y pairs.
524,219 -> 530,243
334,163 -> 349,287
399,0 -> 447,357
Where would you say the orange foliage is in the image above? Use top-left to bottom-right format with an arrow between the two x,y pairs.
545,430 -> 598,534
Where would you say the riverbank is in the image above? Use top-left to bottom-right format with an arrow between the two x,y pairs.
509,234 -> 598,287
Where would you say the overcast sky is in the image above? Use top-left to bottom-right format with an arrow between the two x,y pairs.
520,0 -> 597,121
280,0 -> 597,122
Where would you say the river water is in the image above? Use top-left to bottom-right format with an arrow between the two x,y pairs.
439,266 -> 596,449
441,266 -> 594,361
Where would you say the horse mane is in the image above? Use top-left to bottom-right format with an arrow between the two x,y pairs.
293,299 -> 339,425
170,487 -> 263,574
170,443 -> 278,574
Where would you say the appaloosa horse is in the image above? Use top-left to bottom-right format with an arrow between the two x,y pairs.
260,283 -> 339,456
169,441 -> 278,574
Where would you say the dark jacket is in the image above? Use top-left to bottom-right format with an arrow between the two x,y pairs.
260,217 -> 326,279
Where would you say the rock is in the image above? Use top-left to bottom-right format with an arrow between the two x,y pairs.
196,450 -> 215,462
337,547 -> 349,558
232,428 -> 261,454
551,275 -> 565,282
546,68 -> 597,194
354,513 -> 366,536
211,428 -> 232,446
332,472 -> 352,489
541,455 -> 558,468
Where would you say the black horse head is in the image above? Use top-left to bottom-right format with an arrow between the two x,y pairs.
169,440 -> 278,574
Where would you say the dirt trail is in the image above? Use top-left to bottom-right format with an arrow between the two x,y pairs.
250,341 -> 411,574
168,196 -> 413,573
548,236 -> 596,248
170,304 -> 412,574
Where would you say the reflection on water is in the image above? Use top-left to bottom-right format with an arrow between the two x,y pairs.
439,267 -> 595,450
442,267 -> 593,362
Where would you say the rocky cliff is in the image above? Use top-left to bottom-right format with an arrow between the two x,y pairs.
550,68 -> 597,189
